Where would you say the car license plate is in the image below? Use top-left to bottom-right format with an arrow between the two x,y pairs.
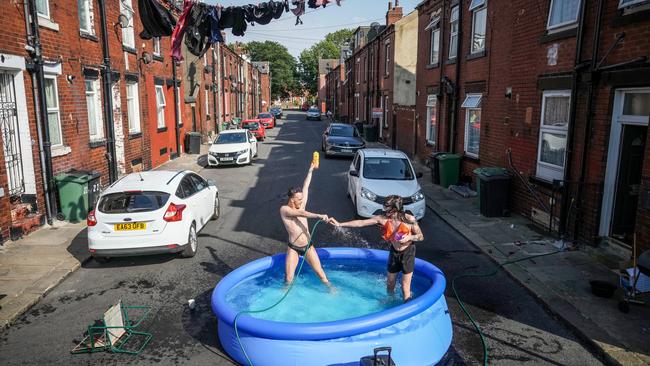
341,149 -> 352,153
221,157 -> 234,161
115,222 -> 146,231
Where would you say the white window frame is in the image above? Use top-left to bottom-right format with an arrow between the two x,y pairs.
536,90 -> 571,182
547,0 -> 581,31
153,37 -> 161,56
619,0 -> 650,8
78,0 -> 94,34
429,23 -> 440,65
354,93 -> 360,121
462,93 -> 483,158
382,95 -> 389,129
36,0 -> 50,18
43,75 -> 63,147
85,79 -> 104,141
468,0 -> 486,11
426,95 -> 438,145
155,85 -> 166,129
448,6 -> 460,60
126,82 -> 141,134
384,43 -> 391,76
178,86 -> 183,125
470,2 -> 487,54
356,59 -> 360,85
120,0 -> 135,49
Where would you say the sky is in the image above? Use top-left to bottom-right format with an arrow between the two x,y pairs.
205,0 -> 421,57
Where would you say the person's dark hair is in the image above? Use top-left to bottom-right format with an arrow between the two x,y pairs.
287,187 -> 302,198
383,195 -> 413,223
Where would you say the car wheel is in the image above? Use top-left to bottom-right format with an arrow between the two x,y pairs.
249,151 -> 253,164
93,255 -> 111,263
181,223 -> 197,258
211,195 -> 220,220
321,143 -> 325,152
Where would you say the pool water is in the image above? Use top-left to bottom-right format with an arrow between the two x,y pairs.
225,259 -> 432,323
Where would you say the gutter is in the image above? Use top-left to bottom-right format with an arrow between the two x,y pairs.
450,0 -> 463,153
172,59 -> 180,158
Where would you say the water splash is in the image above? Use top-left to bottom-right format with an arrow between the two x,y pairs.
331,226 -> 372,248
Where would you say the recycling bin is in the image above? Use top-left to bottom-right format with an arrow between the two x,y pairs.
54,170 -> 101,222
185,131 -> 202,154
363,124 -> 378,142
436,153 -> 461,188
428,152 -> 447,185
474,167 -> 511,217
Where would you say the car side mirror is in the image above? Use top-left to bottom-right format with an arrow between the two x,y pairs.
250,138 -> 256,143
349,170 -> 359,177
207,179 -> 217,186
416,172 -> 423,178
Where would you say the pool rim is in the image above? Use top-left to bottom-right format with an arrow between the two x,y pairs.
211,247 -> 447,341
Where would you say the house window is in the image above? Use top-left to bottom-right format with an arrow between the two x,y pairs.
383,95 -> 389,128
470,0 -> 487,54
78,0 -> 94,34
126,82 -> 141,134
356,60 -> 360,84
426,15 -> 441,65
177,86 -> 183,125
384,43 -> 391,76
155,85 -> 166,128
120,0 -> 135,48
35,0 -> 50,18
85,79 -> 104,141
363,56 -> 367,82
619,0 -> 650,8
44,76 -> 62,146
354,93 -> 360,121
462,93 -> 482,157
426,95 -> 438,144
449,6 -> 459,59
153,37 -> 161,56
547,0 -> 581,30
536,90 -> 570,181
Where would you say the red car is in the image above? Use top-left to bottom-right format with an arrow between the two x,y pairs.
257,113 -> 275,129
242,119 -> 266,141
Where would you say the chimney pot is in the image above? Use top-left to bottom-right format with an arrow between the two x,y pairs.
388,1 -> 392,10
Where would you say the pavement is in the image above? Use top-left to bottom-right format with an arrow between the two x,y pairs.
0,144 -> 209,330
365,141 -> 649,366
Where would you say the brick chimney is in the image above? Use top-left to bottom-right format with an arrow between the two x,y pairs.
386,0 -> 403,26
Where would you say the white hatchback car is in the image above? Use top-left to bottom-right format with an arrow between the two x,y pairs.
88,171 -> 219,260
208,129 -> 258,167
347,149 -> 426,220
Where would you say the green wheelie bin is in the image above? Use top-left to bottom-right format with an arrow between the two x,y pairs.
436,153 -> 461,188
54,170 -> 101,222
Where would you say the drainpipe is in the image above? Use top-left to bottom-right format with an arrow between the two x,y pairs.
221,47 -> 227,124
212,46 -> 219,133
98,0 -> 117,183
172,59 -> 180,158
25,0 -> 56,224
573,0 -> 605,241
558,0 -> 587,237
437,0 -> 447,149
450,0 -> 463,153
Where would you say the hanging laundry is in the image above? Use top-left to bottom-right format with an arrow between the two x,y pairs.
171,0 -> 195,61
291,0 -> 305,25
184,2 -> 213,58
219,5 -> 251,37
138,0 -> 176,39
245,0 -> 286,26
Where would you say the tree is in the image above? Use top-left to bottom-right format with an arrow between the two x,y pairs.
241,41 -> 299,99
298,29 -> 354,95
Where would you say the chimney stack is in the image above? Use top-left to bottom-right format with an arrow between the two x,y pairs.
386,0 -> 403,26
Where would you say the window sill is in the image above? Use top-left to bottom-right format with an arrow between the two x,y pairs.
384,74 -> 390,79
157,126 -> 168,133
122,45 -> 137,54
613,7 -> 650,27
528,175 -> 555,189
445,58 -> 457,65
153,54 -> 164,62
463,154 -> 480,163
51,145 -> 71,157
426,63 -> 440,70
79,32 -> 98,42
426,141 -> 436,146
539,27 -> 577,44
466,51 -> 486,61
178,123 -> 183,128
128,132 -> 142,140
38,16 -> 59,32
88,139 -> 106,149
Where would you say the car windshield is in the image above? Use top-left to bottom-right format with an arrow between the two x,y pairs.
308,108 -> 319,113
258,113 -> 272,119
243,122 -> 260,129
270,108 -> 280,112
215,133 -> 247,144
98,191 -> 170,214
329,125 -> 356,137
363,158 -> 414,180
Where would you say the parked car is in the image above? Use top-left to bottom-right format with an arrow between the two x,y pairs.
87,171 -> 219,260
269,107 -> 283,119
306,107 -> 321,121
347,149 -> 425,220
257,113 -> 276,128
207,129 -> 258,167
242,119 -> 266,141
322,123 -> 365,157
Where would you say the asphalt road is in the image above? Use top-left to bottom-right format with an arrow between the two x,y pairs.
0,112 -> 604,365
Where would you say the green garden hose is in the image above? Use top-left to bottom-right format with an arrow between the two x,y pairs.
233,219 -> 324,366
451,250 -> 564,366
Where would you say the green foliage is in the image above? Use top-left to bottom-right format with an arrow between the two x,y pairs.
298,29 -> 354,95
241,41 -> 299,99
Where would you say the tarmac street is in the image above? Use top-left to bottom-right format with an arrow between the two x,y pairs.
0,112 -> 604,365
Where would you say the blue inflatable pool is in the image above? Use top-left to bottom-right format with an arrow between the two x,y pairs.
212,248 -> 452,366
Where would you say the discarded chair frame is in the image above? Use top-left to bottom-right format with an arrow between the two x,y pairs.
71,300 -> 152,355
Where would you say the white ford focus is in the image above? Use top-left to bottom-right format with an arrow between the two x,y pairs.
87,170 -> 219,260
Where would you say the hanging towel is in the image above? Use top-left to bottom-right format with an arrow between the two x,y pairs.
138,0 -> 176,39
219,6 -> 250,37
184,2 -> 212,57
171,0 -> 195,61
246,1 -> 286,26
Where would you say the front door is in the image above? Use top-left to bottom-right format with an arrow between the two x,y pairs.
611,125 -> 647,243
